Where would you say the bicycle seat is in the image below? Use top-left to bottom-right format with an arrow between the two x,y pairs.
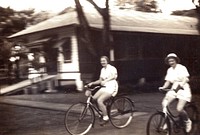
84,85 -> 106,96
85,85 -> 105,91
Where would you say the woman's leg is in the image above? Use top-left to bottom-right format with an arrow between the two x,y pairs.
162,91 -> 176,112
177,99 -> 188,120
97,92 -> 112,120
92,89 -> 103,100
176,88 -> 191,121
93,89 -> 111,116
177,99 -> 192,132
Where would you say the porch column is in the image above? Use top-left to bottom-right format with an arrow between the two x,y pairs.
110,48 -> 115,61
71,36 -> 83,91
57,46 -> 64,72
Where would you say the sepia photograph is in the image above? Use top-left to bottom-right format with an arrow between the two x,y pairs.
0,0 -> 200,135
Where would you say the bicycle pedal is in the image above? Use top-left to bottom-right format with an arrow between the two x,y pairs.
99,120 -> 109,126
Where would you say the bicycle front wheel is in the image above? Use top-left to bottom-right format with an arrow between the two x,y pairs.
146,112 -> 171,135
64,103 -> 94,135
109,96 -> 134,128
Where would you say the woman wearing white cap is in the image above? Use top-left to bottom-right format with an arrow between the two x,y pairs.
159,53 -> 192,133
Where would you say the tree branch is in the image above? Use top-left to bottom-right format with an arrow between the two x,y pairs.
86,0 -> 104,16
74,0 -> 97,56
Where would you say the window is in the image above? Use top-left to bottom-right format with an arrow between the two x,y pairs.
62,38 -> 71,62
114,34 -> 141,60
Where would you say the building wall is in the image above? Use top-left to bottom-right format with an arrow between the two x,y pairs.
56,33 -> 83,90
76,28 -> 200,85
11,26 -> 200,91
112,31 -> 200,83
11,26 -> 84,90
77,29 -> 101,83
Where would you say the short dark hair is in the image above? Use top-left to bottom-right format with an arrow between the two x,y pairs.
100,56 -> 110,63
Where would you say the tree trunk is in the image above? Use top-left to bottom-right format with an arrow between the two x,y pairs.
87,0 -> 112,56
74,0 -> 97,56
102,0 -> 111,56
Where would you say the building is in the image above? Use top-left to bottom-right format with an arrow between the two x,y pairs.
8,8 -> 200,91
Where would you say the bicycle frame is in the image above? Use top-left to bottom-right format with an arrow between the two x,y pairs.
156,103 -> 186,135
159,88 -> 191,129
83,85 -> 135,127
165,109 -> 183,129
86,95 -> 114,117
65,88 -> 135,135
147,88 -> 198,135
85,96 -> 103,118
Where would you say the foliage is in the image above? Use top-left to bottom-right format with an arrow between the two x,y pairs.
58,7 -> 76,15
0,7 -> 33,62
0,6 -> 56,64
27,11 -> 57,27
134,0 -> 160,12
115,0 -> 161,12
0,7 -> 35,37
0,39 -> 12,62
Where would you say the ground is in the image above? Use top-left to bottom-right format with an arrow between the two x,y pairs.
0,92 -> 199,135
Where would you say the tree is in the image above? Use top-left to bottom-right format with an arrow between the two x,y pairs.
0,6 -> 57,64
0,7 -> 35,62
74,0 -> 97,57
117,0 -> 135,6
87,0 -> 111,56
134,0 -> 161,12
74,0 -> 163,57
74,0 -> 112,57
27,11 -> 57,27
193,0 -> 200,32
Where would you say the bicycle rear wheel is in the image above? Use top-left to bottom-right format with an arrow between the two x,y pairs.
109,96 -> 134,128
146,112 -> 171,135
64,103 -> 94,135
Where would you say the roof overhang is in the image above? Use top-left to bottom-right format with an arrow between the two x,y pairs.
24,38 -> 50,48
8,9 -> 200,39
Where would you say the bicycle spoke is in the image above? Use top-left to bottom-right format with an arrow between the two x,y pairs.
64,103 -> 94,135
147,112 -> 171,135
109,97 -> 134,128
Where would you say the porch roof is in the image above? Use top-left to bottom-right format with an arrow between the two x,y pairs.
25,38 -> 50,47
8,9 -> 199,38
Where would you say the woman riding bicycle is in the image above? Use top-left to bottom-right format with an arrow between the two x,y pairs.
159,53 -> 192,133
88,56 -> 118,125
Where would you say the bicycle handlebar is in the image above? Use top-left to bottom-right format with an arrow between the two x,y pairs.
84,85 -> 105,91
159,87 -> 184,93
159,88 -> 171,92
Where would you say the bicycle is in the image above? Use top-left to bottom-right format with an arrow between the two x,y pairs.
64,85 -> 135,135
146,88 -> 199,135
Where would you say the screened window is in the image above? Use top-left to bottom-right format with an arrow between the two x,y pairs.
62,38 -> 71,63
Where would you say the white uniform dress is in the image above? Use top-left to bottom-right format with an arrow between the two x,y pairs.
99,64 -> 118,97
165,64 -> 192,102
